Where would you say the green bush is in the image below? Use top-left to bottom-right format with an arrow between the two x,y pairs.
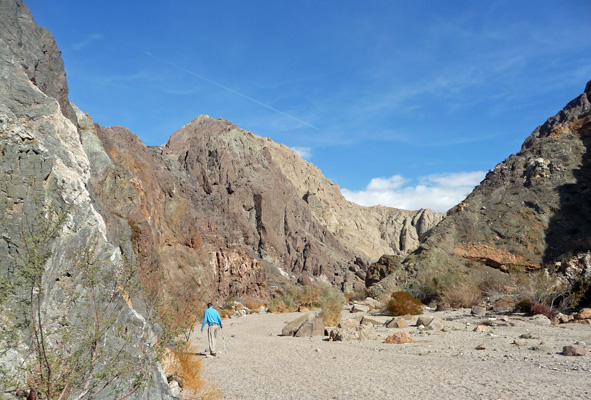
386,291 -> 423,316
319,287 -> 344,326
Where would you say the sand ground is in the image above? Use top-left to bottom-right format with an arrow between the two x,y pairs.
191,309 -> 591,400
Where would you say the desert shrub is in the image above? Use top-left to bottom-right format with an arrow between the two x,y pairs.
162,344 -> 222,399
438,281 -> 483,308
386,291 -> 423,316
300,285 -> 323,307
244,299 -> 265,310
530,302 -> 556,320
319,287 -> 344,326
515,299 -> 532,313
267,292 -> 297,313
513,269 -> 574,312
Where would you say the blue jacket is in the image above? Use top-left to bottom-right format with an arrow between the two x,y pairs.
201,307 -> 222,330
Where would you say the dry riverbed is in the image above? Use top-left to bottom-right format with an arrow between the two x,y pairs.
190,309 -> 591,400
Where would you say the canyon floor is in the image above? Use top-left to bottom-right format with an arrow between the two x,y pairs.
190,308 -> 591,400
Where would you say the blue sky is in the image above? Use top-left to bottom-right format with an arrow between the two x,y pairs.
26,1 -> 591,212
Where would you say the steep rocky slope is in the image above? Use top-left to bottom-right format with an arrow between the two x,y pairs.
373,82 -> 591,297
158,116 -> 443,293
0,1 -> 172,397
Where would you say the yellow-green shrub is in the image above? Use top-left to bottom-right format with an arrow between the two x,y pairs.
386,291 -> 423,316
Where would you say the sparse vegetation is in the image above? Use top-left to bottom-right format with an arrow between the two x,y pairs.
161,344 -> 222,400
319,287 -> 344,326
386,291 -> 423,316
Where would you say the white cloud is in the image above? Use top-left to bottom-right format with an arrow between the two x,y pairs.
341,171 -> 486,212
291,146 -> 312,160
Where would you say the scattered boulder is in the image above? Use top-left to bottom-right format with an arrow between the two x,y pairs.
294,317 -> 325,337
298,306 -> 311,313
513,339 -> 526,346
436,302 -> 451,312
339,317 -> 361,329
471,305 -> 487,317
557,313 -> 574,324
563,345 -> 588,356
474,325 -> 489,333
361,316 -> 389,326
575,308 -> 591,320
423,317 -> 444,331
475,344 -> 487,350
384,332 -> 413,344
330,325 -> 377,341
351,304 -> 370,313
416,315 -> 434,326
385,318 -> 408,329
281,313 -> 316,336
364,297 -> 381,309
258,306 -> 267,314
530,314 -> 552,326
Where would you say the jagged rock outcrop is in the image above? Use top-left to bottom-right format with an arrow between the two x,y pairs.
0,1 -> 172,397
387,81 -> 591,297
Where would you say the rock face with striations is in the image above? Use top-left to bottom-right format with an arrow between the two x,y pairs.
158,116 -> 444,293
0,1 -> 172,397
376,82 -> 591,296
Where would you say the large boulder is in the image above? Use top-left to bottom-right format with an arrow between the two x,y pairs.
281,313 -> 316,336
294,317 -> 325,337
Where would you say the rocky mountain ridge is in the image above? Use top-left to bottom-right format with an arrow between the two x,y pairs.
370,81 -> 591,300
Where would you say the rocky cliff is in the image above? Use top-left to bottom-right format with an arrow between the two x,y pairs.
0,1 -> 172,397
156,116 -> 443,294
372,82 -> 591,299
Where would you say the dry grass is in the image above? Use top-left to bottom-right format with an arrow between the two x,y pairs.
244,299 -> 265,310
438,281 -> 483,308
319,287 -> 344,326
161,344 -> 222,400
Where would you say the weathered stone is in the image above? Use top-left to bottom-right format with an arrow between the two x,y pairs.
423,317 -> 444,331
281,313 -> 316,336
436,302 -> 451,312
385,318 -> 409,329
295,317 -> 325,337
339,318 -> 361,329
474,325 -> 489,332
575,308 -> 591,320
351,304 -> 370,313
471,306 -> 487,316
563,345 -> 588,356
361,316 -> 389,326
475,344 -> 487,350
514,339 -> 526,346
416,315 -> 434,326
557,313 -> 574,324
384,332 -> 413,344
530,314 -> 552,326
298,306 -> 311,313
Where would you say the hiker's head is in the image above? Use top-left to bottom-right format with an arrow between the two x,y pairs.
207,302 -> 213,308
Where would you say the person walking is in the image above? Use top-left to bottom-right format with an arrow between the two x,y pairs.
201,302 -> 223,357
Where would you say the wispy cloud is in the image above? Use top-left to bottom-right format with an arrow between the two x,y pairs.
341,171 -> 486,212
291,146 -> 312,160
71,33 -> 102,50
144,51 -> 320,131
